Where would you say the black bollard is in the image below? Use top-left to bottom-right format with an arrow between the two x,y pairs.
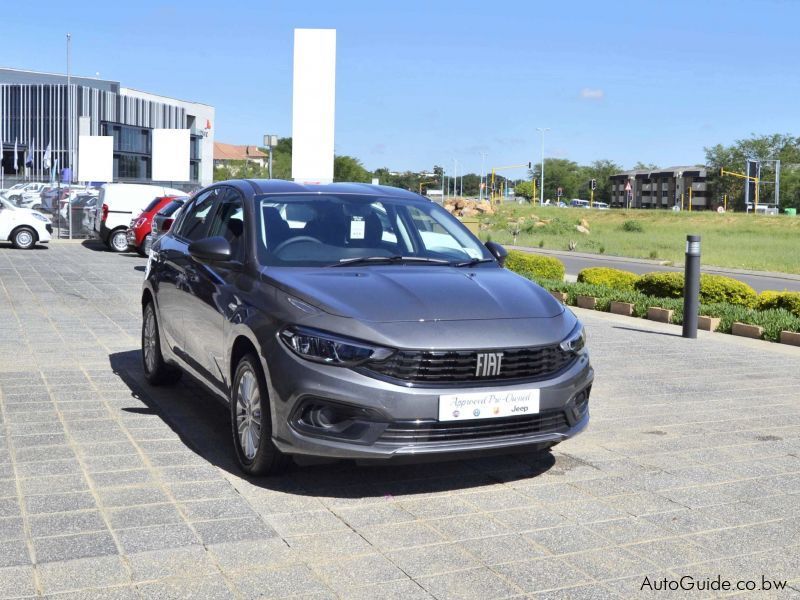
683,235 -> 701,338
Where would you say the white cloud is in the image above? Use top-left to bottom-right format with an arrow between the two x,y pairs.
580,88 -> 605,101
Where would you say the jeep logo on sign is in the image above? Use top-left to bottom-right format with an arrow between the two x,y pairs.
475,352 -> 503,377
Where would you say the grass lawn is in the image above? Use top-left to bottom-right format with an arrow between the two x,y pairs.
478,204 -> 800,274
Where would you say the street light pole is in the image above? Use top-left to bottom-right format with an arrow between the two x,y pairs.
536,128 -> 550,205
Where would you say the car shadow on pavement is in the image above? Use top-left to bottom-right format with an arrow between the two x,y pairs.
108,350 -> 558,497
80,239 -> 143,258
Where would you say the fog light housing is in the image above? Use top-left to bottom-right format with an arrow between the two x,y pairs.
570,385 -> 591,420
291,398 -> 388,444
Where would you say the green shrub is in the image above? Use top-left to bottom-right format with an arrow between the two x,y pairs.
621,220 -> 644,232
634,272 -> 684,298
634,272 -> 757,307
577,267 -> 640,291
505,250 -> 565,281
756,291 -> 800,317
700,274 -> 757,307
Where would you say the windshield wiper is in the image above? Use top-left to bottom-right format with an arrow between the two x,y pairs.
453,257 -> 496,267
331,255 -> 451,267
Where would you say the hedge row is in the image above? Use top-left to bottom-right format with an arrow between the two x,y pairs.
574,266 -> 800,316
529,277 -> 800,343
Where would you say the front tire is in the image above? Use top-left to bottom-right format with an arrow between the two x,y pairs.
109,229 -> 129,252
231,354 -> 289,476
11,227 -> 36,249
142,302 -> 182,385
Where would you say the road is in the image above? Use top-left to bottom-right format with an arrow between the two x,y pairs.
509,246 -> 800,293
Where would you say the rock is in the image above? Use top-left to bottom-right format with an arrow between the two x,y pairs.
460,206 -> 477,217
454,199 -> 467,210
580,218 -> 590,229
576,225 -> 590,235
534,221 -> 547,228
475,201 -> 492,213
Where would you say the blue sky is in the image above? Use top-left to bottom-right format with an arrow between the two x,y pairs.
4,0 -> 799,178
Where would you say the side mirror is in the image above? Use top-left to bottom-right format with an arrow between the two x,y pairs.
485,241 -> 508,267
188,236 -> 231,262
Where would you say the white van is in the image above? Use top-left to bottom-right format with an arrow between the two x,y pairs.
94,183 -> 185,251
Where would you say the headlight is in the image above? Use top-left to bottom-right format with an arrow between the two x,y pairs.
279,326 -> 394,366
560,322 -> 586,354
32,213 -> 49,223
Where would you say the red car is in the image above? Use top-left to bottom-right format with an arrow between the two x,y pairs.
126,195 -> 187,255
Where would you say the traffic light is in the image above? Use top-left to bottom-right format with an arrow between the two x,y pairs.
527,162 -> 532,169
590,178 -> 597,190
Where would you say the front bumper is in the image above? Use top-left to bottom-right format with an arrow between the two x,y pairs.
266,343 -> 594,461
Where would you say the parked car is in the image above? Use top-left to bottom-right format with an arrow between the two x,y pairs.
126,195 -> 188,256
0,195 -> 52,249
142,198 -> 187,255
141,180 -> 593,475
593,202 -> 610,210
4,182 -> 46,206
93,183 -> 185,252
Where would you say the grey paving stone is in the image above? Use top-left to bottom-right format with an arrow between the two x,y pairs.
562,546 -> 659,581
107,503 -> 183,530
230,564 -> 332,599
192,517 -> 277,545
333,503 -> 416,528
125,545 -> 216,582
96,485 -> 169,508
24,492 -> 97,514
0,498 -> 20,519
166,480 -> 240,502
359,521 -> 446,551
417,566 -> 522,599
0,517 -> 26,542
33,530 -> 118,563
115,522 -> 201,554
309,553 -> 408,593
135,575 -> 237,600
43,585 -> 140,600
336,578 -> 431,600
0,565 -> 36,599
525,524 -> 614,555
207,538 -> 297,571
458,532 -> 549,565
89,469 -> 155,488
29,510 -> 107,538
36,555 -> 129,595
264,509 -> 349,537
0,539 -> 30,567
385,542 -> 482,578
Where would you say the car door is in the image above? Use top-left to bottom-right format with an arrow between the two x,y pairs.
181,187 -> 246,391
154,188 -> 220,357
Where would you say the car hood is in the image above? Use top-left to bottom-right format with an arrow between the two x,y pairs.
262,266 -> 564,323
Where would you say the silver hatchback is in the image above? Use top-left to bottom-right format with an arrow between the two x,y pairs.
141,180 -> 593,475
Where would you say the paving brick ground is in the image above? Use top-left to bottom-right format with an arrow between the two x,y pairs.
0,241 -> 798,599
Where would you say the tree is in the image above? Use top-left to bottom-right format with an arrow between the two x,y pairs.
530,159 -> 583,201
705,134 -> 800,210
334,155 -> 371,182
584,159 -> 622,203
514,180 -> 534,200
633,162 -> 659,170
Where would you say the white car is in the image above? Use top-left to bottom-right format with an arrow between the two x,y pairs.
5,182 -> 47,207
0,195 -> 52,249
93,183 -> 185,252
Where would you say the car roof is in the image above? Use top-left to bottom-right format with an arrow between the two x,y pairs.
234,179 -> 426,201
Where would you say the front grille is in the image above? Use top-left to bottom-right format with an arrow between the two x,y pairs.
378,410 -> 569,445
363,345 -> 575,386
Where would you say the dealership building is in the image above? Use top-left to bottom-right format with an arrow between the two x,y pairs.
0,67 -> 215,187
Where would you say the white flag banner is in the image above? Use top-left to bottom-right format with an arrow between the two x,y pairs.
43,142 -> 52,170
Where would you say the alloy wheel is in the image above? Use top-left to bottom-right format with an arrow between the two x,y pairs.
143,305 -> 157,374
236,368 -> 262,460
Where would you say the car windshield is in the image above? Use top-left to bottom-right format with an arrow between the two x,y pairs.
255,193 -> 491,267
0,197 -> 15,210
